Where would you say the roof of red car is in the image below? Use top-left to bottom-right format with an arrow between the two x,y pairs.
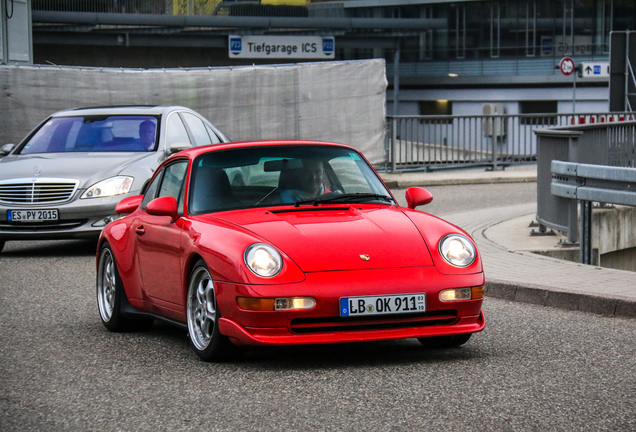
174,140 -> 356,160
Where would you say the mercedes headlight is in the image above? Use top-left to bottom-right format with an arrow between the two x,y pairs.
439,234 -> 476,267
244,243 -> 283,278
81,176 -> 134,199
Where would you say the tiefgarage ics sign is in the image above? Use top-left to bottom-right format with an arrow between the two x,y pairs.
229,35 -> 335,59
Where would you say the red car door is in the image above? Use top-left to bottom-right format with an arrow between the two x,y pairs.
135,161 -> 189,309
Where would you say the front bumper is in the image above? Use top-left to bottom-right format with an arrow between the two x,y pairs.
214,267 -> 486,347
0,195 -> 128,240
219,311 -> 485,346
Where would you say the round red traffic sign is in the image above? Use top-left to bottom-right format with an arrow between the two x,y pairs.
560,57 -> 575,76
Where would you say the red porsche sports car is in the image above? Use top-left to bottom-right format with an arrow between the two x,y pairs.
96,140 -> 485,361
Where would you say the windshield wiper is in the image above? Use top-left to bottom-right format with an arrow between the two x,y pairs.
294,193 -> 394,207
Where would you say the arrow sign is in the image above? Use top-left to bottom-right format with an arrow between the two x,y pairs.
581,62 -> 610,78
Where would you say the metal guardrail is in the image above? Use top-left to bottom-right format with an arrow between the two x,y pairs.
534,120 -> 636,246
551,161 -> 636,264
552,161 -> 636,206
385,112 -> 635,172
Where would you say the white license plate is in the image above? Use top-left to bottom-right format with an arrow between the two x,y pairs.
340,293 -> 426,317
8,209 -> 59,222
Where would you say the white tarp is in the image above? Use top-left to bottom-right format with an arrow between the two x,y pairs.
0,59 -> 387,163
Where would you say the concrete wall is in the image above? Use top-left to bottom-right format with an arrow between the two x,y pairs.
594,206 -> 636,272
532,205 -> 636,272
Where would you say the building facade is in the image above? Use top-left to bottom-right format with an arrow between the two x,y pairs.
23,0 -> 636,115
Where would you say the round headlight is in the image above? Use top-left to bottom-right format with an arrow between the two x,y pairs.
244,243 -> 283,278
439,234 -> 476,267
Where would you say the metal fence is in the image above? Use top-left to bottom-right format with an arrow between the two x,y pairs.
535,120 -> 636,244
32,0 -> 170,14
31,0 -> 311,15
384,113 -> 636,172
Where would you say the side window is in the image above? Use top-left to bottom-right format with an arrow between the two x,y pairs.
158,161 -> 189,214
204,124 -> 222,144
141,168 -> 163,209
181,112 -> 214,146
165,113 -> 191,146
140,161 -> 188,213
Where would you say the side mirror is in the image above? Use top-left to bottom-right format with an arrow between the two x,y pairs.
169,141 -> 192,154
405,187 -> 433,209
1,143 -> 16,156
115,195 -> 143,214
146,196 -> 179,222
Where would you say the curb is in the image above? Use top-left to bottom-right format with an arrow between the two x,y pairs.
485,279 -> 636,318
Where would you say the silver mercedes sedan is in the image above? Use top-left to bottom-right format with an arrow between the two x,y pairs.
0,106 -> 229,252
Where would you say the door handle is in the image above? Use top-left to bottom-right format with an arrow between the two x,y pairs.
135,226 -> 145,235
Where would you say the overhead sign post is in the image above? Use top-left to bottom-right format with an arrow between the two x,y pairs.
559,57 -> 577,113
229,35 -> 335,60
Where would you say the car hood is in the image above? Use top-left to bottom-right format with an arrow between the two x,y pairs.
215,206 -> 434,272
0,152 -> 158,188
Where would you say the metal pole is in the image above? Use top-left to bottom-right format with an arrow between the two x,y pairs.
573,66 -> 577,113
625,30 -> 630,112
393,40 -> 400,117
390,40 -> 400,173
580,200 -> 593,264
391,119 -> 397,173
491,121 -> 498,170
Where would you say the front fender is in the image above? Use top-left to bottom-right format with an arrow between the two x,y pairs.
402,209 -> 483,275
182,218 -> 306,285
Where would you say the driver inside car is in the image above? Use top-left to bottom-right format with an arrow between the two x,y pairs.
279,159 -> 331,203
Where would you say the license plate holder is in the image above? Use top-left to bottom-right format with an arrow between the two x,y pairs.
340,293 -> 426,317
7,209 -> 59,222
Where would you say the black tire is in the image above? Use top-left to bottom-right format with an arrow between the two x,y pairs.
0,239 -> 5,253
418,333 -> 472,349
96,242 -> 153,332
186,260 -> 241,362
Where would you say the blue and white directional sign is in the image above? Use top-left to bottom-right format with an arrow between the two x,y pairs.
229,35 -> 335,59
581,62 -> 610,78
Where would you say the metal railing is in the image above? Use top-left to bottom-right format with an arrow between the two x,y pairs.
384,112 -> 636,173
551,161 -> 636,264
31,0 -> 312,15
32,0 -> 170,14
535,120 -> 636,246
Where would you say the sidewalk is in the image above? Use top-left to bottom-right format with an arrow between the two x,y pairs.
380,165 -> 636,318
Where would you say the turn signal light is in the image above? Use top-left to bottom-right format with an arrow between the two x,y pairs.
237,297 -> 275,311
471,286 -> 485,299
237,297 -> 316,311
439,286 -> 484,302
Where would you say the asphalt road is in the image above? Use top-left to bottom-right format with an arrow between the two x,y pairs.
390,182 -> 537,217
1,183 -> 635,432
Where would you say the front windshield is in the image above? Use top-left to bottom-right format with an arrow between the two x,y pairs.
189,145 -> 394,215
19,115 -> 159,154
